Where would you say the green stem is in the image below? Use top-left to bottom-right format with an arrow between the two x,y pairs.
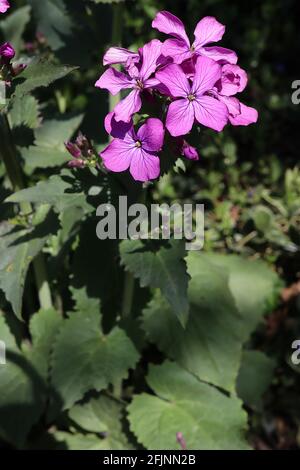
0,112 -> 53,311
121,271 -> 135,318
109,3 -> 124,120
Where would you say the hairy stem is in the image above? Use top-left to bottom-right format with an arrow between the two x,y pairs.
0,112 -> 53,311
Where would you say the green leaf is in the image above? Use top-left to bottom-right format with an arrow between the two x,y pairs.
68,395 -> 133,449
6,170 -> 93,213
49,307 -> 139,416
128,361 -> 250,450
51,431 -> 121,450
9,95 -> 40,130
70,286 -> 101,317
192,252 -> 281,336
28,0 -> 73,51
0,6 -> 31,54
0,223 -> 47,320
28,308 -> 63,381
89,0 -> 125,3
11,59 -> 77,101
120,239 -> 190,326
143,269 -> 242,393
143,253 -> 280,393
0,313 -> 46,447
236,351 -> 275,411
21,114 -> 83,171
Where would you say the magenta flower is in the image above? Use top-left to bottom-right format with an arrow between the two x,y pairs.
211,64 -> 258,126
152,11 -> 237,65
100,118 -> 164,182
95,39 -> 162,123
0,42 -> 15,63
0,0 -> 10,13
156,56 -> 228,136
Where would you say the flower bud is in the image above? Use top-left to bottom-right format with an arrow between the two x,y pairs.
0,42 -> 15,64
65,141 -> 81,159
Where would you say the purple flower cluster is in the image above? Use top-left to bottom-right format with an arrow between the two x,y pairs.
96,10 -> 258,182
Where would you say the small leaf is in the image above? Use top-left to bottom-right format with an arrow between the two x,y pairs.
128,361 -> 250,450
9,95 -> 40,130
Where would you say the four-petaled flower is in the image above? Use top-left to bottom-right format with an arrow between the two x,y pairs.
152,10 -> 237,65
96,39 -> 162,123
0,0 -> 10,14
101,118 -> 164,182
156,56 -> 229,136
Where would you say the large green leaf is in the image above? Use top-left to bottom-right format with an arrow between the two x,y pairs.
49,307 -> 140,416
0,223 -> 47,320
21,114 -> 83,171
128,361 -> 250,450
190,252 -> 281,336
11,59 -> 77,101
120,239 -> 190,326
28,0 -> 73,51
0,6 -> 31,54
9,95 -> 40,130
6,169 -> 94,213
67,395 -> 133,449
142,253 -> 280,393
236,350 -> 275,411
0,311 -> 58,447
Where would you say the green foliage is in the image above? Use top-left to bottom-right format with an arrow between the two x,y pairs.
49,303 -> 140,416
120,239 -> 190,325
128,361 -> 250,450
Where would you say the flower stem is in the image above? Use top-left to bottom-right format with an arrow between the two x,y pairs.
109,2 -> 124,117
0,112 -> 53,312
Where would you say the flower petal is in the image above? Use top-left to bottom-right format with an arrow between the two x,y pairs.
152,10 -> 190,45
166,99 -> 195,137
103,47 -> 139,66
0,0 -> 10,13
137,118 -> 165,152
199,46 -> 238,64
95,67 -> 134,95
161,38 -> 191,64
139,39 -> 162,81
114,89 -> 142,123
100,138 -> 134,173
194,95 -> 228,131
130,148 -> 160,182
217,95 -> 241,117
104,112 -> 133,138
181,141 -> 199,160
194,16 -> 225,48
156,63 -> 190,98
219,64 -> 248,96
192,56 -> 222,96
229,103 -> 258,126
